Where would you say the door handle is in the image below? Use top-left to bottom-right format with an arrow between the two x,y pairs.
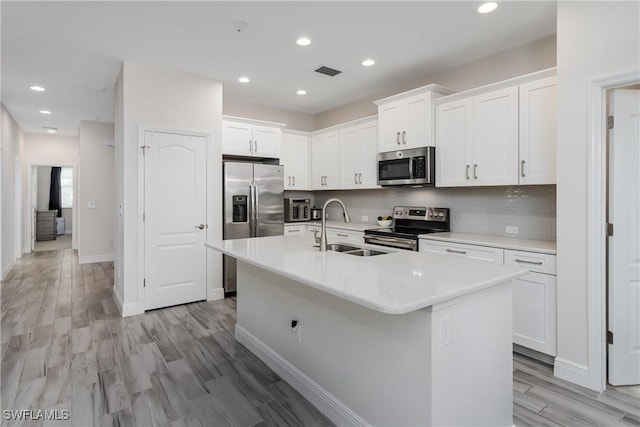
521,160 -> 526,178
466,165 -> 470,180
402,131 -> 406,144
397,132 -> 401,145
194,224 -> 206,230
473,164 -> 478,179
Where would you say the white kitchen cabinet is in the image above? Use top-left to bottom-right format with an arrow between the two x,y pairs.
326,228 -> 364,244
311,131 -> 340,189
505,249 -> 557,356
519,76 -> 557,185
339,119 -> 379,189
222,118 -> 283,158
282,132 -> 310,190
375,85 -> 454,153
420,240 -> 504,264
435,86 -> 519,187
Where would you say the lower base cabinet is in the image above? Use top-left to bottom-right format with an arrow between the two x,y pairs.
420,239 -> 557,356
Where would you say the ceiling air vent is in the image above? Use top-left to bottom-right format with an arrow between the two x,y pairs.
314,66 -> 342,77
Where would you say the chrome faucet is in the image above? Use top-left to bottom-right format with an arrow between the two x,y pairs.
315,198 -> 351,251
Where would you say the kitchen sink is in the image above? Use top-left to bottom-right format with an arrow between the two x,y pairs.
325,243 -> 390,257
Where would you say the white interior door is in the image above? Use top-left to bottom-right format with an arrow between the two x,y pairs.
608,88 -> 640,386
144,131 -> 207,311
15,159 -> 22,258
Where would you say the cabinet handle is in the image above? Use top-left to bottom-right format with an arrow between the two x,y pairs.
358,173 -> 362,184
465,165 -> 470,180
446,248 -> 467,255
288,176 -> 291,186
288,228 -> 301,233
249,140 -> 252,152
354,173 -> 358,184
521,160 -> 526,178
515,259 -> 543,266
292,176 -> 295,186
337,233 -> 348,237
254,140 -> 258,152
473,164 -> 478,179
397,132 -> 401,145
402,131 -> 406,144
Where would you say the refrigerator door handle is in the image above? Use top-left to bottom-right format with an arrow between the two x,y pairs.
249,184 -> 257,236
253,183 -> 259,235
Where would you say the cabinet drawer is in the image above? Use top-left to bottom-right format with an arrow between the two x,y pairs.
420,240 -> 504,264
284,225 -> 308,236
326,228 -> 364,244
505,250 -> 556,275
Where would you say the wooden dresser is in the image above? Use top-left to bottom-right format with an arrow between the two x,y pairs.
36,210 -> 57,241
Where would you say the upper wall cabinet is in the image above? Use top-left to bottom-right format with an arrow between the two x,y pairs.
281,132 -> 310,190
311,131 -> 340,190
519,76 -> 557,185
222,117 -> 285,159
435,68 -> 557,187
339,119 -> 379,189
374,84 -> 454,153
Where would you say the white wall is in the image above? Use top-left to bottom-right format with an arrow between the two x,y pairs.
115,62 -> 223,316
555,1 -> 640,385
1,105 -> 24,278
78,120 -> 115,263
23,132 -> 79,250
37,166 -> 52,210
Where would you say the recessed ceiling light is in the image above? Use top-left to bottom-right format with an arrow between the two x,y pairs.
362,59 -> 376,67
46,129 -> 57,134
39,110 -> 52,115
296,90 -> 307,95
477,2 -> 498,13
296,37 -> 311,46
30,85 -> 46,92
238,76 -> 250,83
42,126 -> 57,133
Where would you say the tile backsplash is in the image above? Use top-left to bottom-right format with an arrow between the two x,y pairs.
311,185 -> 556,241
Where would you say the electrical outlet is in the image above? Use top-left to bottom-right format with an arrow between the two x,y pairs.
291,317 -> 301,343
362,216 -> 368,222
506,226 -> 519,234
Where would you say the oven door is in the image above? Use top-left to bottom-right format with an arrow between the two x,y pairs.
364,234 -> 418,251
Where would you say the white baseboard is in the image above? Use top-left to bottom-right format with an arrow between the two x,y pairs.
554,357 -> 590,388
235,324 -> 370,427
1,259 -> 17,281
79,254 -> 114,265
207,287 -> 225,301
112,285 -> 143,317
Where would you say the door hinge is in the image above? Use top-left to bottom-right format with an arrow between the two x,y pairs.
143,278 -> 146,288
607,222 -> 614,237
607,116 -> 614,130
607,330 -> 613,345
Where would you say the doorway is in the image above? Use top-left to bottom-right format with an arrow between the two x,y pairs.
28,164 -> 74,252
606,85 -> 640,395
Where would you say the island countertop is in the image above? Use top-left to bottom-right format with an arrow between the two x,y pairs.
206,235 -> 527,314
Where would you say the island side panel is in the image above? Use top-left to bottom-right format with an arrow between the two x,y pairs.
430,281 -> 513,427
235,260 -> 432,426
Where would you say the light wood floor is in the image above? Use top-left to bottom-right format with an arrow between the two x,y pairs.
34,235 -> 72,252
1,249 -> 638,427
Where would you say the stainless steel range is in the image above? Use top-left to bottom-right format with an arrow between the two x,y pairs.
364,206 -> 450,251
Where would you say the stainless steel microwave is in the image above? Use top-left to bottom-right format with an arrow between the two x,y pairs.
377,146 -> 435,186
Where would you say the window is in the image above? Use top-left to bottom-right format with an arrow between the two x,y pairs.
61,167 -> 73,208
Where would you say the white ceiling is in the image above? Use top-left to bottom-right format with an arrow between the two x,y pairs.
1,1 -> 557,136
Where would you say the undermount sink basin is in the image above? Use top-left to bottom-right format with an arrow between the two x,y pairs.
326,243 -> 360,252
325,243 -> 390,257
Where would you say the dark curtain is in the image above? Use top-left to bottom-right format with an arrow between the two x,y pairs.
49,167 -> 62,218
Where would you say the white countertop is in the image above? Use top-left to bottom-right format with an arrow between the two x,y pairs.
419,232 -> 556,255
206,235 -> 527,314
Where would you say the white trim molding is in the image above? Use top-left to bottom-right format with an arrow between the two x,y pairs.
586,69 -> 640,392
2,260 -> 16,281
79,254 -> 114,265
554,357 -> 590,389
112,285 -> 142,318
235,324 -> 370,427
207,287 -> 225,302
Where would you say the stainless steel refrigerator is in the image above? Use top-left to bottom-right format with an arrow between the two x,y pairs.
223,162 -> 284,294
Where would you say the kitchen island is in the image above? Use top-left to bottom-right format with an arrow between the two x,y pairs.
206,235 -> 528,426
